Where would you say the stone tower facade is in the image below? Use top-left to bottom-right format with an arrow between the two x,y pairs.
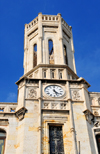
0,13 -> 100,154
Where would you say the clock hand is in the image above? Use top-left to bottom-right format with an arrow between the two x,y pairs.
53,89 -> 61,95
53,89 -> 58,95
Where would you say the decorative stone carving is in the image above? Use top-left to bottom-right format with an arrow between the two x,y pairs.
70,128 -> 75,133
83,110 -> 94,124
15,107 -> 27,121
28,88 -> 37,98
72,90 -> 80,100
94,111 -> 99,116
91,97 -> 98,106
44,103 -> 49,109
51,103 -> 58,109
60,103 -> 66,109
94,121 -> 100,127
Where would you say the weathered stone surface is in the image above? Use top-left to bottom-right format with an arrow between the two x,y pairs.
0,13 -> 99,154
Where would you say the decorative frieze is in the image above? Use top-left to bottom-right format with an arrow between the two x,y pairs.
0,104 -> 17,113
60,103 -> 67,110
51,103 -> 58,109
43,103 -> 49,109
42,101 -> 68,110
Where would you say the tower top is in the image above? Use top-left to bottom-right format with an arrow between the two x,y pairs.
23,13 -> 76,80
25,13 -> 72,35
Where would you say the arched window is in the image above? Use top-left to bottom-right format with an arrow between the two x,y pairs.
63,45 -> 68,65
98,97 -> 100,105
0,129 -> 6,154
48,39 -> 54,64
33,44 -> 37,67
96,134 -> 100,153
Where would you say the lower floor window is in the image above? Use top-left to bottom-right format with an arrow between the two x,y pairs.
0,130 -> 6,154
96,134 -> 100,154
49,126 -> 64,154
0,139 -> 5,154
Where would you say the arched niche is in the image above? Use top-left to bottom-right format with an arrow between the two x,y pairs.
48,39 -> 54,64
63,45 -> 68,65
33,43 -> 37,67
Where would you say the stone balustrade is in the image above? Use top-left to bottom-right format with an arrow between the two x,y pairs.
61,18 -> 72,31
42,15 -> 58,21
0,103 -> 17,113
27,17 -> 38,30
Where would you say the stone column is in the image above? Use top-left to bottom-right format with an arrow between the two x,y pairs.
38,80 -> 42,154
24,24 -> 28,74
58,13 -> 64,64
81,83 -> 91,111
66,81 -> 78,154
38,12 -> 43,65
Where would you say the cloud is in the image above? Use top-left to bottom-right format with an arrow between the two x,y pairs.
6,92 -> 17,102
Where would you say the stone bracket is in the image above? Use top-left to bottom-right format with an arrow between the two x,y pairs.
83,109 -> 94,124
15,107 -> 27,121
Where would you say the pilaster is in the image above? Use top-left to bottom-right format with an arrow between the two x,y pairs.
38,12 -> 43,65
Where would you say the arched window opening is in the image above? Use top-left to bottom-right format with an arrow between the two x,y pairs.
0,129 -> 6,154
48,40 -> 54,64
96,134 -> 100,153
63,45 -> 68,65
98,97 -> 100,105
33,44 -> 37,67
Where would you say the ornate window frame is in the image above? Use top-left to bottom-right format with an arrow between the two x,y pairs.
93,128 -> 100,154
42,118 -> 67,154
0,129 -> 6,154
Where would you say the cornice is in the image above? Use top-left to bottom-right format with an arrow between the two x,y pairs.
16,64 -> 79,84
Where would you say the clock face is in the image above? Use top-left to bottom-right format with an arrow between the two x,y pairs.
44,85 -> 64,97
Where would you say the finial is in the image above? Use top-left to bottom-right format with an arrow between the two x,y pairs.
38,12 -> 42,15
57,13 -> 62,17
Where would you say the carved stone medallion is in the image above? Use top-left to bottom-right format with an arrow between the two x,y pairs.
28,88 -> 37,98
72,90 -> 80,100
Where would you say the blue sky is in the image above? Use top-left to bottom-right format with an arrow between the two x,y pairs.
0,0 -> 100,102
